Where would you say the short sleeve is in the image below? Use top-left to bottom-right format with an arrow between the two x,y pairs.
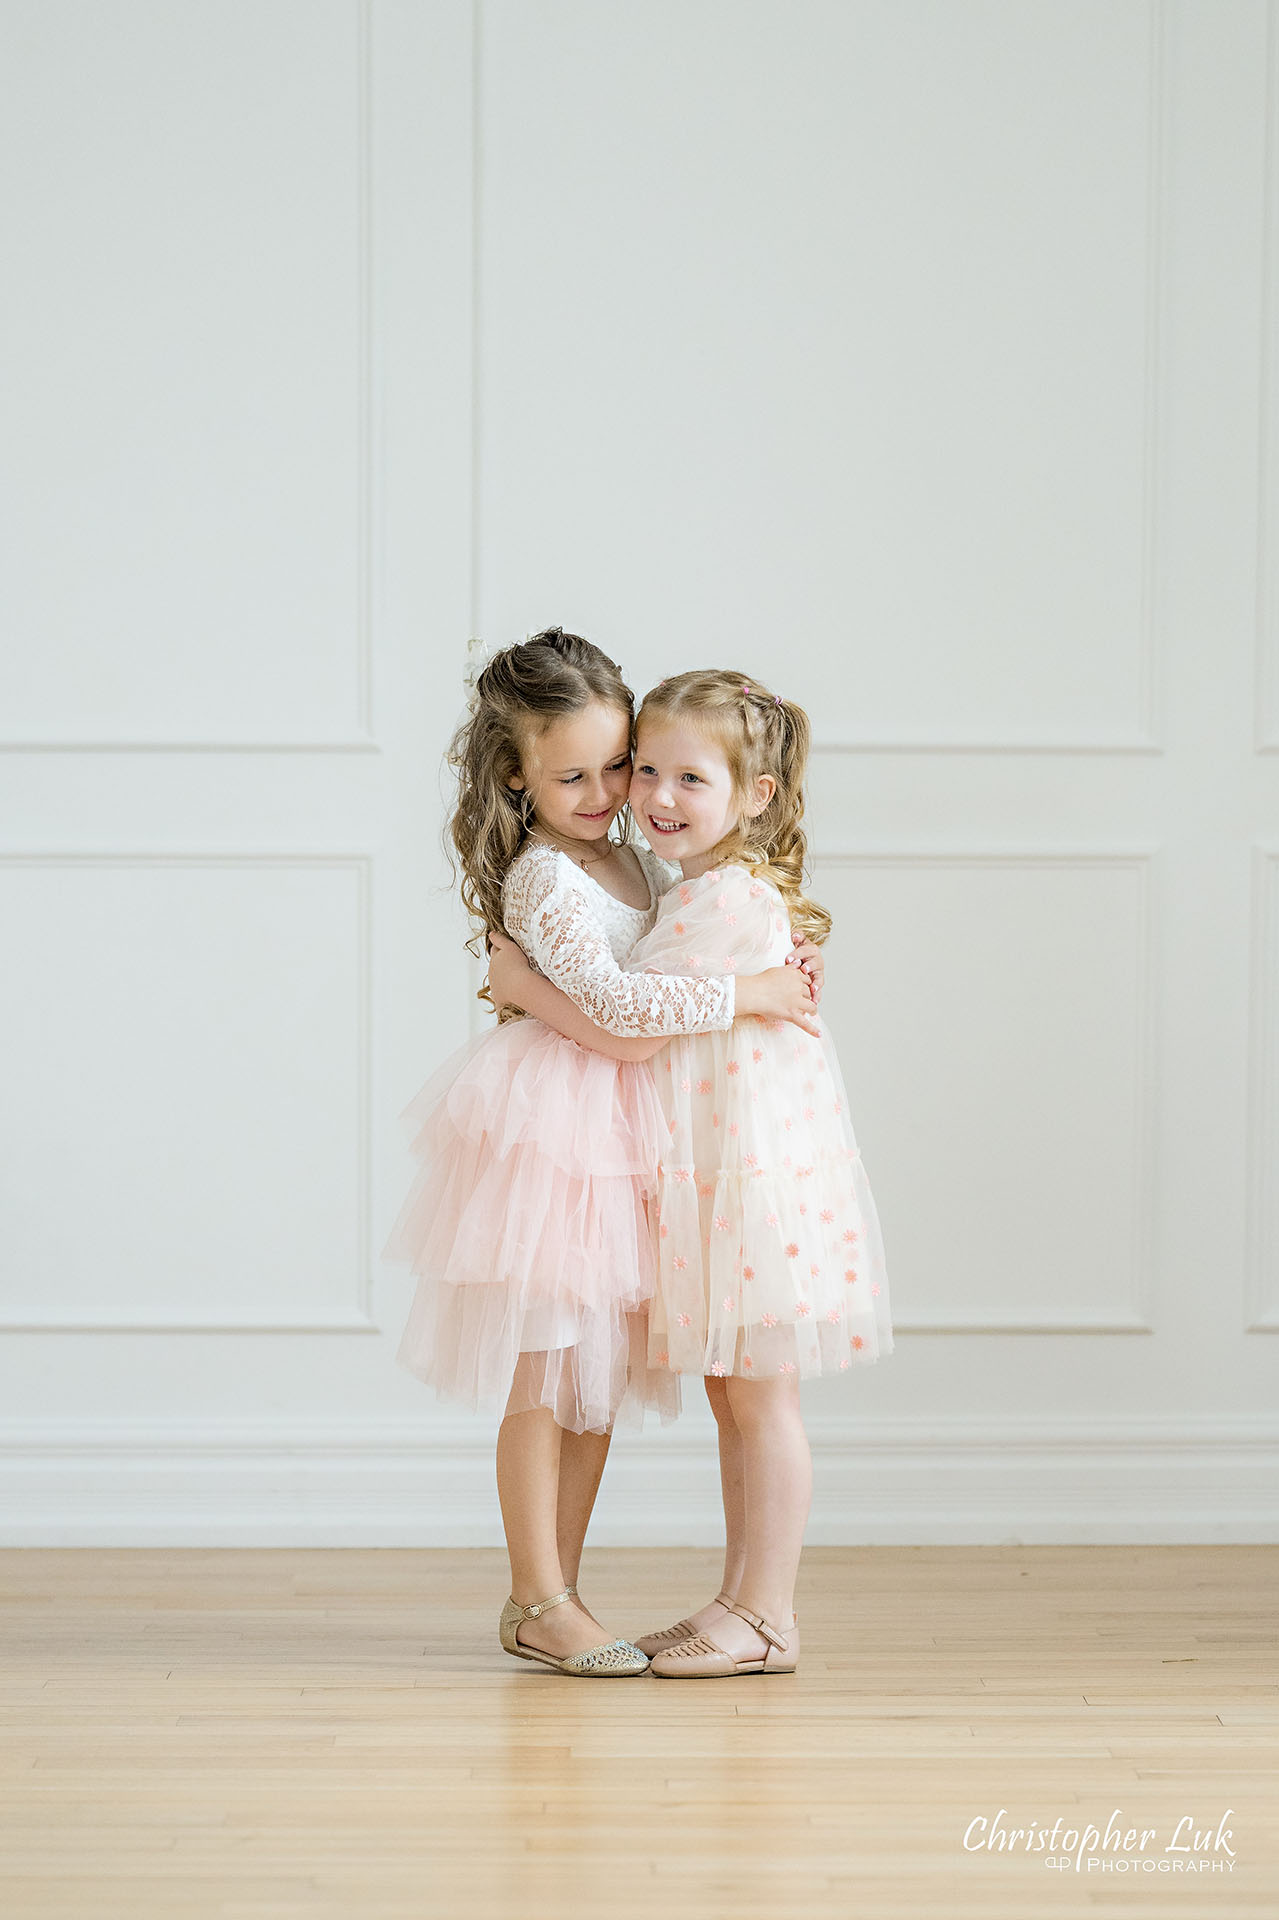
626,863 -> 793,978
502,845 -> 736,1037
631,840 -> 682,906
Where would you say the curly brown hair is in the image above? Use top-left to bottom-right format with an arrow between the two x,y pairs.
635,668 -> 831,945
445,629 -> 635,1009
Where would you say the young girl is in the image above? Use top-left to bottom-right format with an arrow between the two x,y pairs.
486,667 -> 893,1678
382,631 -> 822,1678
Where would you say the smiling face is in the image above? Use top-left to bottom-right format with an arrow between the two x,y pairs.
507,699 -> 633,846
630,714 -> 775,879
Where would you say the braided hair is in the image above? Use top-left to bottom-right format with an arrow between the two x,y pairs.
635,668 -> 831,944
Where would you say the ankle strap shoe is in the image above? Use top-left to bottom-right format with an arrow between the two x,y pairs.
648,1602 -> 799,1679
498,1589 -> 650,1676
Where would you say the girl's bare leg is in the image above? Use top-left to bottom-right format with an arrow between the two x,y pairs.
494,1357 -> 615,1659
707,1372 -> 811,1661
710,1375 -> 748,1601
555,1426 -> 612,1623
666,1375 -> 748,1636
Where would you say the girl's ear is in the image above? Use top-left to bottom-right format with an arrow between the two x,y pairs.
744,773 -> 776,819
506,773 -> 525,792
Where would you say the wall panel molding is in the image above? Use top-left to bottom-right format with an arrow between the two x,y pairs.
1257,1 -> 1279,753
0,0 -> 377,756
0,850 -> 377,1333
806,0 -> 1166,756
816,848 -> 1159,1332
1246,845 -> 1279,1327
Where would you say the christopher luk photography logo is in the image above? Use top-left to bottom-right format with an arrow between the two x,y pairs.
962,1807 -> 1238,1874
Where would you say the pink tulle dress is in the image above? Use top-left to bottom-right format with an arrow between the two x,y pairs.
382,839 -> 736,1435
622,861 -> 893,1394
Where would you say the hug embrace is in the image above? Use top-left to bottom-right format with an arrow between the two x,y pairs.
382,628 -> 893,1679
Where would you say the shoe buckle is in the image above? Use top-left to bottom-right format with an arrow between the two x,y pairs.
517,1586 -> 571,1621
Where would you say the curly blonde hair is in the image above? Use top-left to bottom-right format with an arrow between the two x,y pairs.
445,628 -> 635,1011
635,669 -> 831,945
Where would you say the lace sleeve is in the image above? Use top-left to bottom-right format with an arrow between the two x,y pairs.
503,847 -> 736,1037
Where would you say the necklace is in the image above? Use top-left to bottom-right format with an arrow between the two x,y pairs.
532,830 -> 615,873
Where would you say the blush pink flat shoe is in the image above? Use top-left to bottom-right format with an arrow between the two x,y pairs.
633,1590 -> 736,1660
648,1601 -> 799,1678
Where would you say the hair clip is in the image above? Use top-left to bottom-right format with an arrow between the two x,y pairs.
463,633 -> 505,700
774,694 -> 783,706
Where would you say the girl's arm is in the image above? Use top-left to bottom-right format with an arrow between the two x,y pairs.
487,934 -> 666,1061
504,852 -> 738,1038
502,848 -> 818,1039
488,932 -> 819,1055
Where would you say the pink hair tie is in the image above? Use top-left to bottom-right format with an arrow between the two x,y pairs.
774,694 -> 783,706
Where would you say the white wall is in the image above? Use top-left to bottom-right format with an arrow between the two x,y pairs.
1,0 -> 1276,1544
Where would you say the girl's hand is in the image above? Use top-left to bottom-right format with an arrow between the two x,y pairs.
788,933 -> 824,1006
734,964 -> 821,1035
486,928 -> 534,1011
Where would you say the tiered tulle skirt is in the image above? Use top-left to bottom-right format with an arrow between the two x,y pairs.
645,1018 -> 894,1385
382,1015 -> 678,1434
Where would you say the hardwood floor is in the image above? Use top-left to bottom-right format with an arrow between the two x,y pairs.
0,1546 -> 1275,1917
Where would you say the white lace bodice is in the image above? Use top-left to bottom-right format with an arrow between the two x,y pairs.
501,841 -> 736,1038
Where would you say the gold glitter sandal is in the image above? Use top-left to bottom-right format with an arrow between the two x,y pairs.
498,1586 -> 650,1676
648,1601 -> 799,1678
633,1590 -> 736,1659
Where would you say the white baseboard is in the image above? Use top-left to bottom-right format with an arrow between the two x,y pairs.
0,1414 -> 1276,1545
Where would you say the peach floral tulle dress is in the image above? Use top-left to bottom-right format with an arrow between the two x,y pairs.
381,840 -> 736,1435
623,860 -> 893,1396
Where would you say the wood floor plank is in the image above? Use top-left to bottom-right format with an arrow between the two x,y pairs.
0,1546 -> 1274,1917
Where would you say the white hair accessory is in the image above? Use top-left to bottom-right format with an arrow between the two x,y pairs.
462,634 -> 509,703
462,630 -> 555,702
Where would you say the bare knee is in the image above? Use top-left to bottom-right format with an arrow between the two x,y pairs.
724,1372 -> 803,1432
704,1374 -> 735,1430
